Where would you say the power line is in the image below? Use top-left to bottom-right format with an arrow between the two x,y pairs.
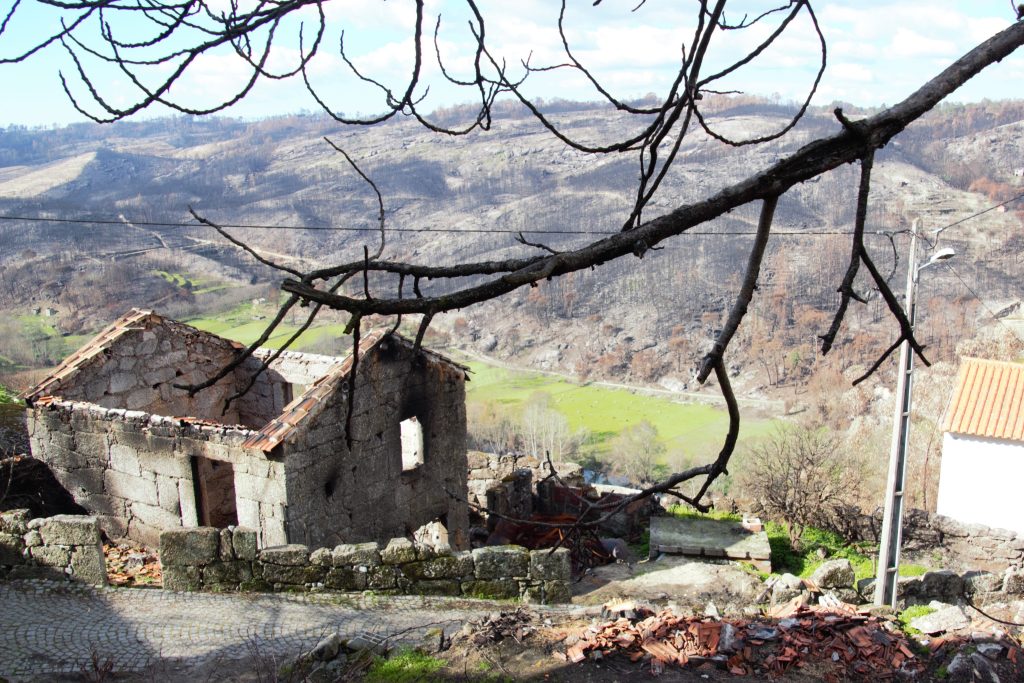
1,188 -> 1019,238
0,212 -> 862,237
940,260 -> 1024,348
929,191 -> 1024,236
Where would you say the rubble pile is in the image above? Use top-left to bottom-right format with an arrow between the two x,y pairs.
556,601 -> 935,679
466,608 -> 535,646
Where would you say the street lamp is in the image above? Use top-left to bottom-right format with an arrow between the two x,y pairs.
874,221 -> 954,607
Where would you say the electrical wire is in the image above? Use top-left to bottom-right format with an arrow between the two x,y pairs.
938,260 -> 1024,348
0,212 -> 861,236
1,189 -> 1019,236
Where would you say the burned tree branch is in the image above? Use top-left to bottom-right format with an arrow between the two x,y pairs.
820,150 -> 874,354
697,195 -> 778,383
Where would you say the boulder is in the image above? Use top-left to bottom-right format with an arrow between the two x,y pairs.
529,547 -> 571,581
771,573 -> 805,604
963,570 -> 1002,595
0,509 -> 30,535
809,559 -> 855,589
380,538 -> 417,565
259,544 -> 310,566
37,515 -> 101,546
909,602 -> 970,635
332,542 -> 380,568
1003,568 -> 1024,594
920,570 -> 963,603
232,528 -> 258,561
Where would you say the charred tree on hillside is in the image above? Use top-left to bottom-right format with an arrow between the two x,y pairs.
4,0 -> 1024,522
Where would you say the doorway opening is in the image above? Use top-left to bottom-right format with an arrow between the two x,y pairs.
190,456 -> 239,528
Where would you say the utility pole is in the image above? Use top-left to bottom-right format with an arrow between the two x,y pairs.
874,220 -> 954,606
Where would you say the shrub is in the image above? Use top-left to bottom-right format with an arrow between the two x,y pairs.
738,423 -> 865,550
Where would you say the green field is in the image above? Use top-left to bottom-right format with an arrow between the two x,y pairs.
462,361 -> 775,461
152,270 -> 231,295
186,302 -> 351,351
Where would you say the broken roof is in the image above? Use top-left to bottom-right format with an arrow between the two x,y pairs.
22,307 -> 467,452
243,331 -> 468,452
943,357 -> 1024,442
22,308 -> 244,403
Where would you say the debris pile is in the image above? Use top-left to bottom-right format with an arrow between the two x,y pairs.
104,542 -> 162,587
487,513 -> 613,576
466,608 -> 535,646
556,600 -> 931,679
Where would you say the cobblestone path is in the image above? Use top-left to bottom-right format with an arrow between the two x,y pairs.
0,580 -> 549,679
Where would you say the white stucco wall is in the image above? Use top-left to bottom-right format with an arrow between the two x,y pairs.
937,432 -> 1024,535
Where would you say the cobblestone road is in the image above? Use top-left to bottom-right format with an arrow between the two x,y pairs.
0,580 -> 566,680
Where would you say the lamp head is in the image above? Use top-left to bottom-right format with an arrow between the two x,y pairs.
918,247 -> 956,274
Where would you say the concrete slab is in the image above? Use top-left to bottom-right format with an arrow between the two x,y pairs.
649,516 -> 771,572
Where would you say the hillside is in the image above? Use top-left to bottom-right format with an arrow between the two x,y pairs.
1,99 -> 1021,380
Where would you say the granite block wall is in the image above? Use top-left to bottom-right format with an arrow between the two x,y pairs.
26,400 -> 287,547
49,317 -> 243,423
0,509 -> 106,585
281,337 -> 469,551
159,528 -> 572,603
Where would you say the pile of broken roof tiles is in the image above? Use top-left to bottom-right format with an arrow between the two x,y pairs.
556,600 -> 937,679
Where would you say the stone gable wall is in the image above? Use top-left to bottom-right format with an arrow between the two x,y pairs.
0,509 -> 106,585
51,320 -> 243,423
26,400 -> 287,547
159,527 -> 571,603
282,340 -> 469,551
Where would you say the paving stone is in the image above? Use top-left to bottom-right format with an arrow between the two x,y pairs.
0,575 -> 583,679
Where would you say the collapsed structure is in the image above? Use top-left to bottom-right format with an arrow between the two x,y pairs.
22,309 -> 470,550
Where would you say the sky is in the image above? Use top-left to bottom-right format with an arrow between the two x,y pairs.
0,1 -> 1022,128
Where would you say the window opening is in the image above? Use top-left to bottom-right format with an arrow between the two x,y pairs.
400,416 -> 424,471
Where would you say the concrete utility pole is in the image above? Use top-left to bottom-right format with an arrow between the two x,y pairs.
874,220 -> 954,607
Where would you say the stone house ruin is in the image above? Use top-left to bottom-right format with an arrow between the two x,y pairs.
22,309 -> 470,550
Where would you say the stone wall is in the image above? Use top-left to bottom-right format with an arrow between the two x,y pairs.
159,527 -> 571,603
466,451 -> 584,512
50,316 -> 244,424
844,507 -> 1024,573
26,400 -> 287,547
280,337 -> 469,551
0,509 -> 106,585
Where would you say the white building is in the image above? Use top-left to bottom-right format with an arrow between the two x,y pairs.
937,357 -> 1024,535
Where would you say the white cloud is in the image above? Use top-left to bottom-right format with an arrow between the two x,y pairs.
887,28 -> 956,59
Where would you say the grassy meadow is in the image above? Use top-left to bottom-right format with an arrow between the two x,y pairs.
462,360 -> 776,464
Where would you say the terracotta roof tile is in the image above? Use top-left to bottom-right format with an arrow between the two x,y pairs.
944,358 -> 1024,441
241,330 -> 388,451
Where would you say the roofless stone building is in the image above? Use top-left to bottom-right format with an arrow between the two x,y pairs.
22,309 -> 470,550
